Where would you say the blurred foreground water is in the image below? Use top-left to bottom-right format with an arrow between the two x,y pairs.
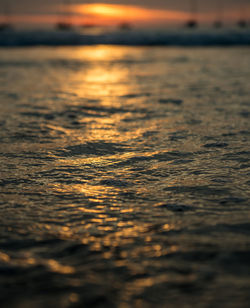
0,46 -> 250,308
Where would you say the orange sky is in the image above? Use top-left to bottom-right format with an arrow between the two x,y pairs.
71,3 -> 189,26
0,3 -> 248,27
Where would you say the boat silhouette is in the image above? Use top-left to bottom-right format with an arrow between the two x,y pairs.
237,20 -> 247,28
56,22 -> 72,30
118,22 -> 132,30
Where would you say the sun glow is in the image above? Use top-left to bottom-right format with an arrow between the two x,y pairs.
71,3 -> 189,26
82,4 -> 126,17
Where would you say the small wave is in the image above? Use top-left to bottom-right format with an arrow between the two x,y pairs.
56,142 -> 129,157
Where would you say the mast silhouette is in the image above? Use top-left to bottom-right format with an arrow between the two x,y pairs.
117,0 -> 132,30
80,0 -> 96,29
213,0 -> 224,28
0,1 -> 12,31
56,0 -> 72,30
237,0 -> 247,28
185,0 -> 198,28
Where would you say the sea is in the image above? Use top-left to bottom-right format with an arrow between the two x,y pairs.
0,28 -> 250,308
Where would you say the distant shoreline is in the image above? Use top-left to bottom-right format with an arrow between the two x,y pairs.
1,28 -> 250,47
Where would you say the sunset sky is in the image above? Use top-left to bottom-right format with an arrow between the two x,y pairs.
0,0 -> 249,28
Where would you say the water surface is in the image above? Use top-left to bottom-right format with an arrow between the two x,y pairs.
0,46 -> 250,308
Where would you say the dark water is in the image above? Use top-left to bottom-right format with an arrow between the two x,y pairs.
1,28 -> 250,47
0,46 -> 250,308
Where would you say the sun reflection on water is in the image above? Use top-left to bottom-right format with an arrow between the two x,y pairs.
0,45 -> 192,303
